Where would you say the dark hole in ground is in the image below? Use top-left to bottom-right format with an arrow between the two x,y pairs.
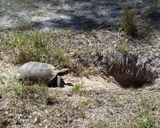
113,72 -> 154,88
100,52 -> 156,88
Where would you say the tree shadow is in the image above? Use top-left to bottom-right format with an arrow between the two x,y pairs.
0,0 -> 159,31
0,0 -> 123,31
145,11 -> 160,30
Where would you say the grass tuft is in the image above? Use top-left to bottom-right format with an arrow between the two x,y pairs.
116,41 -> 129,54
72,83 -> 86,94
12,79 -> 49,104
122,8 -> 138,37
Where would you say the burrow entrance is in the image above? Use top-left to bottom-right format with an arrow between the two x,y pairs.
100,52 -> 156,88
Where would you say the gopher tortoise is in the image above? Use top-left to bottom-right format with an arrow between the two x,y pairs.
16,61 -> 69,87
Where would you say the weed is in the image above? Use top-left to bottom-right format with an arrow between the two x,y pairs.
0,114 -> 4,124
80,99 -> 92,106
133,114 -> 157,128
122,8 -> 138,37
109,95 -> 117,104
31,83 -> 48,104
79,111 -> 86,120
72,83 -> 86,94
4,30 -> 74,70
12,81 -> 24,97
116,41 -> 129,54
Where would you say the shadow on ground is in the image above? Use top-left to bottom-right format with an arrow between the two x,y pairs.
0,0 -> 159,31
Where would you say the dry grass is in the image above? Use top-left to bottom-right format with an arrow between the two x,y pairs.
0,27 -> 160,127
2,30 -> 92,76
0,64 -> 160,128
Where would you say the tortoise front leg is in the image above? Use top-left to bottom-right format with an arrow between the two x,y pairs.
48,75 -> 57,87
57,76 -> 65,88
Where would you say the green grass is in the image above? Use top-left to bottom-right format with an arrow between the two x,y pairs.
122,8 -> 138,37
4,30 -> 71,68
72,83 -> 86,94
79,111 -> 86,120
132,96 -> 160,128
12,79 -> 49,104
5,30 -> 52,64
3,30 -> 89,75
80,99 -> 92,106
116,41 -> 129,54
54,46 -> 70,68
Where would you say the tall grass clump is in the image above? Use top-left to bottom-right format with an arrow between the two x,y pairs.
122,8 -> 138,37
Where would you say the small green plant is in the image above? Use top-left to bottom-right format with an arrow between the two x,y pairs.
79,111 -> 86,120
133,113 -> 157,128
122,8 -> 138,37
0,114 -> 4,124
109,95 -> 117,104
116,42 -> 129,54
31,83 -> 49,104
133,96 -> 159,128
72,83 -> 85,94
12,81 -> 24,97
80,99 -> 92,106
